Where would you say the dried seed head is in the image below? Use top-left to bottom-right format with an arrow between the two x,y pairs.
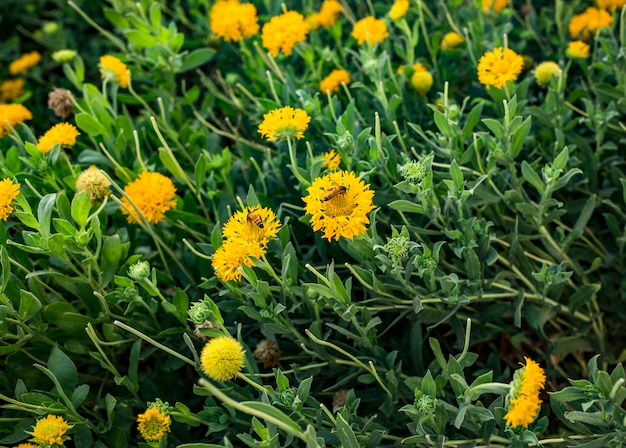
332,389 -> 349,407
253,339 -> 281,368
47,88 -> 74,119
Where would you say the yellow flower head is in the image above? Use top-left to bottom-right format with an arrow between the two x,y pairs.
390,0 -> 410,20
37,122 -> 80,153
200,336 -> 245,381
75,165 -> 111,202
440,32 -> 464,50
303,170 -> 375,241
9,51 -> 42,75
257,106 -> 311,142
0,78 -> 25,103
120,172 -> 177,224
411,69 -> 433,96
320,69 -> 351,93
212,239 -> 263,282
261,11 -> 310,57
210,0 -> 259,42
31,414 -> 72,446
504,357 -> 546,429
317,0 -> 343,28
0,104 -> 32,137
482,0 -> 508,13
221,206 -> 281,248
99,55 -> 130,88
322,150 -> 341,171
352,16 -> 389,45
14,443 -> 38,448
566,40 -> 590,59
0,178 -> 20,221
569,7 -> 613,41
596,0 -> 626,10
137,407 -> 171,442
534,61 -> 561,86
504,394 -> 542,428
477,47 -> 524,89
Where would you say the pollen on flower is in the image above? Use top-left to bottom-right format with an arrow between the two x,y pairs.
137,407 -> 171,442
568,7 -> 613,41
120,172 -> 177,224
221,206 -> 281,248
30,414 -> 72,446
36,122 -> 80,153
211,239 -> 263,282
534,61 -> 561,86
352,16 -> 389,45
9,51 -> 42,75
0,104 -> 32,138
0,78 -> 25,103
261,11 -> 310,57
566,40 -> 590,59
200,336 -> 245,381
322,150 -> 341,171
209,0 -> 259,42
0,178 -> 20,221
320,69 -> 351,93
477,47 -> 524,89
99,55 -> 130,88
257,106 -> 311,141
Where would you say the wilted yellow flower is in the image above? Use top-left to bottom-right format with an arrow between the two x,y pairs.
212,239 -> 262,282
254,339 -> 281,368
137,407 -> 171,442
201,336 -> 246,381
37,122 -> 80,153
390,0 -> 409,20
209,0 -> 259,42
0,78 -> 25,103
566,40 -> 590,59
221,206 -> 281,248
9,51 -> 42,75
477,47 -> 524,89
0,179 -> 20,221
482,0 -> 508,13
303,170 -> 375,241
99,55 -> 129,88
0,103 -> 32,137
30,415 -> 72,446
322,150 -> 341,170
440,32 -> 464,50
320,69 -> 351,93
352,17 -> 388,45
48,88 -> 74,119
257,106 -> 311,141
262,11 -> 310,57
534,61 -> 561,86
569,7 -> 613,41
504,357 -> 546,428
75,165 -> 111,202
317,0 -> 343,28
120,172 -> 177,224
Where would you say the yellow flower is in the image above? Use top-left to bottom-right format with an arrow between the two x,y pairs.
9,51 -> 42,75
137,407 -> 171,442
221,206 -> 281,248
597,0 -> 626,9
0,104 -> 32,137
75,165 -> 111,202
482,0 -> 508,13
352,16 -> 389,45
261,11 -> 310,57
317,0 -> 343,28
322,150 -> 341,171
0,78 -> 25,103
411,69 -> 433,96
320,69 -> 351,93
200,336 -> 245,381
37,122 -> 80,153
517,357 -> 547,398
257,106 -> 311,142
120,172 -> 177,224
566,40 -> 590,59
0,179 -> 20,221
31,415 -> 72,446
14,444 -> 38,448
440,32 -> 464,50
212,239 -> 263,282
569,7 -> 613,41
477,47 -> 524,89
307,13 -> 322,31
504,357 -> 546,429
534,61 -> 561,86
504,394 -> 542,428
303,170 -> 375,241
390,0 -> 409,20
99,55 -> 130,88
209,0 -> 259,42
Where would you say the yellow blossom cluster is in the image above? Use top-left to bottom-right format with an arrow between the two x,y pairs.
504,358 -> 547,428
137,407 -> 171,442
209,0 -> 259,42
200,336 -> 246,381
308,0 -> 343,30
0,78 -> 25,103
36,122 -> 80,153
477,47 -> 524,89
261,11 -> 310,57
120,172 -> 177,224
9,51 -> 41,75
99,55 -> 130,88
568,7 -> 613,40
320,69 -> 351,93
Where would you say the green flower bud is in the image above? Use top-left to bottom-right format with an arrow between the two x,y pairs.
128,260 -> 150,281
188,300 -> 213,324
400,160 -> 426,185
415,394 -> 437,415
52,49 -> 77,63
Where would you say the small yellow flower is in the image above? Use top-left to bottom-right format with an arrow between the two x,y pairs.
99,55 -> 130,88
212,239 -> 263,282
440,32 -> 464,50
317,0 -> 343,28
320,69 -> 351,93
411,69 -> 433,96
0,78 -> 25,103
209,0 -> 259,42
390,0 -> 409,20
37,122 -> 80,153
322,150 -> 341,171
596,0 -> 626,10
504,357 -> 546,429
477,47 -> 524,89
257,106 -> 311,142
14,443 -> 38,448
0,179 -> 20,221
569,7 -> 613,41
0,103 -> 32,137
566,40 -> 590,59
75,165 -> 111,202
352,17 -> 388,45
30,414 -> 72,446
261,11 -> 310,57
221,206 -> 281,248
9,51 -> 42,75
120,172 -> 177,224
200,336 -> 245,381
482,0 -> 508,13
137,407 -> 171,442
534,61 -> 561,86
504,394 -> 542,428
303,170 -> 375,241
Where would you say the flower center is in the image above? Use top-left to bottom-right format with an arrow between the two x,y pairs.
323,194 -> 352,217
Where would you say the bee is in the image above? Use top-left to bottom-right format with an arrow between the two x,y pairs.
247,207 -> 264,228
323,180 -> 347,202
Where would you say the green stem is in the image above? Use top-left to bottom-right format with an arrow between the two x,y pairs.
287,136 -> 310,187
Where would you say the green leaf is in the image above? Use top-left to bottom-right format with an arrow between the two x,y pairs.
553,147 -> 569,171
158,148 -> 184,180
126,30 -> 158,48
0,245 -> 10,294
422,370 -> 437,397
449,160 -> 463,191
37,193 -> 56,238
48,345 -> 78,391
71,384 -> 90,407
18,290 -> 41,322
521,161 -> 544,193
239,401 -> 301,432
75,113 -> 106,136
388,200 -> 425,213
71,191 -> 91,229
336,414 -> 359,448
179,48 -> 216,73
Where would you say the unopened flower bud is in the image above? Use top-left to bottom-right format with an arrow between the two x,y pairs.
52,49 -> 77,63
75,165 -> 111,203
128,261 -> 151,281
